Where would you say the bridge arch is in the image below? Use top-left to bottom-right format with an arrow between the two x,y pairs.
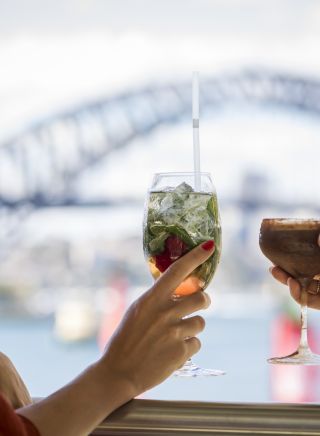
1,69 -> 320,207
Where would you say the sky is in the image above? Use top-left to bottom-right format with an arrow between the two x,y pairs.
1,0 -> 320,204
2,0 -> 320,135
0,0 -> 318,37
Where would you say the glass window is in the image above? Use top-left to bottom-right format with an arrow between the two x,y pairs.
1,0 -> 320,405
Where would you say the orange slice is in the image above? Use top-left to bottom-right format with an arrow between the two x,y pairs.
174,276 -> 202,296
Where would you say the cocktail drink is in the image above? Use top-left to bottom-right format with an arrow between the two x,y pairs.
260,219 -> 320,283
260,218 -> 320,364
144,173 -> 221,297
143,172 -> 223,376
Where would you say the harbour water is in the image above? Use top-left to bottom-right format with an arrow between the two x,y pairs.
2,308 -> 320,403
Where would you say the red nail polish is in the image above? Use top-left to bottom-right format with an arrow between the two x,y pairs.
201,240 -> 215,251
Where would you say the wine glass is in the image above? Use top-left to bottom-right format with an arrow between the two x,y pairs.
143,172 -> 224,376
259,218 -> 320,364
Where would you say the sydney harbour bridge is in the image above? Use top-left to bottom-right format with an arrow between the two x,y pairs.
1,69 -> 320,244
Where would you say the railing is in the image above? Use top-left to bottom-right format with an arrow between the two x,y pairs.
91,399 -> 320,435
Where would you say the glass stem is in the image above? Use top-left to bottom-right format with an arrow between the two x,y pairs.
298,289 -> 311,353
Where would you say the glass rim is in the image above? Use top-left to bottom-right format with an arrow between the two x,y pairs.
153,171 -> 211,177
261,218 -> 320,229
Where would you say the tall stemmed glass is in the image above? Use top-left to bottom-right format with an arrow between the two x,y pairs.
143,172 -> 224,376
260,218 -> 320,364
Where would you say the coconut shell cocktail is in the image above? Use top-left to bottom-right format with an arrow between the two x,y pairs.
260,218 -> 320,365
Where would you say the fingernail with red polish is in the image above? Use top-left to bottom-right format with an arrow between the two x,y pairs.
201,240 -> 215,251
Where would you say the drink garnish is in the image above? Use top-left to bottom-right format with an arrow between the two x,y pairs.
145,182 -> 221,280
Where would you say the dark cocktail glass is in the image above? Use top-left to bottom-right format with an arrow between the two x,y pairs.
260,218 -> 320,365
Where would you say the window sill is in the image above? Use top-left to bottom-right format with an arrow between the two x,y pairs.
91,398 -> 320,435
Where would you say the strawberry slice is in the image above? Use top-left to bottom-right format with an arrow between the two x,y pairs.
154,252 -> 173,273
165,235 -> 188,260
154,235 -> 189,273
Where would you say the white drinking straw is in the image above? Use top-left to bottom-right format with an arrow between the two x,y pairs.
192,71 -> 201,191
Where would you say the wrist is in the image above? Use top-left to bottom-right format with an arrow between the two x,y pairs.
92,358 -> 137,411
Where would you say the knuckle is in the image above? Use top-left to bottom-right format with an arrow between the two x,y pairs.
161,262 -> 181,284
180,341 -> 189,359
167,261 -> 181,277
202,292 -> 211,308
171,340 -> 187,363
185,337 -> 201,358
196,291 -> 209,308
176,248 -> 200,269
129,301 -> 142,320
177,344 -> 189,365
194,315 -> 206,331
128,294 -> 149,319
192,337 -> 202,352
188,249 -> 202,265
177,337 -> 186,348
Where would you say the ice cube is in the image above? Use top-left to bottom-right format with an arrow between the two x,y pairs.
174,182 -> 194,194
161,186 -> 175,192
184,193 -> 208,212
160,194 -> 174,211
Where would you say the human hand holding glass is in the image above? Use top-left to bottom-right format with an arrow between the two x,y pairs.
17,244 -> 214,436
143,172 -> 224,376
270,233 -> 320,309
260,219 -> 320,364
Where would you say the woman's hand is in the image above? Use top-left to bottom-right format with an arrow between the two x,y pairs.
99,239 -> 214,397
0,352 -> 32,408
17,241 -> 215,436
270,234 -> 320,309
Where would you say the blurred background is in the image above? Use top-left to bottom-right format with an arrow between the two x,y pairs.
1,0 -> 320,403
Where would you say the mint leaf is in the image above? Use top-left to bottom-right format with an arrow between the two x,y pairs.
149,231 -> 168,254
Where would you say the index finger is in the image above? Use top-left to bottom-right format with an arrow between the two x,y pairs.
152,240 -> 215,299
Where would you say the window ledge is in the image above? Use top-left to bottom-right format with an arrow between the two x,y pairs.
91,399 -> 320,435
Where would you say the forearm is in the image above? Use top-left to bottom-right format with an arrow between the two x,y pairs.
17,361 -> 134,436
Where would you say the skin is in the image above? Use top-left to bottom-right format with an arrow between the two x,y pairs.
270,234 -> 320,309
12,241 -> 214,436
0,352 -> 32,409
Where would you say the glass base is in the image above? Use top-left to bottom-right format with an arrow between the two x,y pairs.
268,349 -> 320,365
174,359 -> 225,377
